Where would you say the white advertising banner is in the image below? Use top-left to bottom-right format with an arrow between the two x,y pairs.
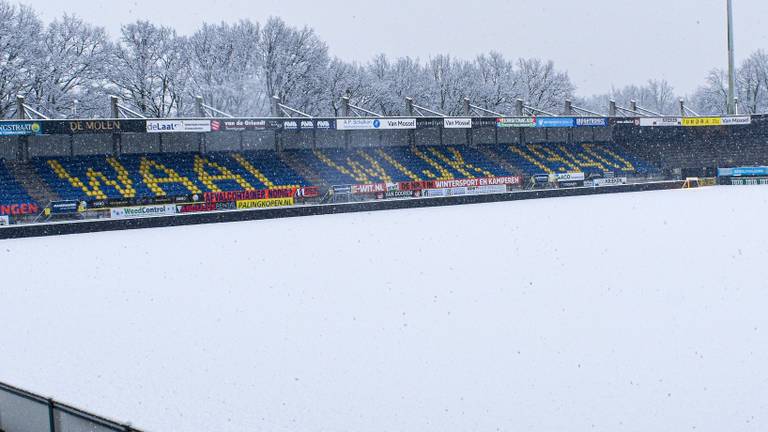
423,189 -> 448,197
639,117 -> 683,127
555,172 -> 586,182
721,116 -> 752,126
147,120 -> 212,133
181,120 -> 212,132
336,118 -> 416,130
111,204 -> 177,219
443,118 -> 472,129
593,177 -> 628,187
467,185 -> 508,195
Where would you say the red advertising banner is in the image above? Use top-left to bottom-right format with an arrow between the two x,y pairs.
204,188 -> 297,203
1,203 -> 39,216
397,180 -> 437,191
432,176 -> 522,189
297,186 -> 320,198
350,176 -> 522,195
351,183 -> 387,194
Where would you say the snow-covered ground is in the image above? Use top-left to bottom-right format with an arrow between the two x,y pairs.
2,186 -> 768,432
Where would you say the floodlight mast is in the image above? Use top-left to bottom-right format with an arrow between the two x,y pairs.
727,0 -> 736,115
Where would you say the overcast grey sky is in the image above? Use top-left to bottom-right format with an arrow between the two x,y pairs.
25,0 -> 768,96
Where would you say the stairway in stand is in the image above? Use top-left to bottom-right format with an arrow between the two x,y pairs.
278,151 -> 330,189
4,160 -> 58,205
477,146 -> 525,177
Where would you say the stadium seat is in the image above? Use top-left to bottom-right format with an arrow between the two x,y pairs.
5,142 -> 659,206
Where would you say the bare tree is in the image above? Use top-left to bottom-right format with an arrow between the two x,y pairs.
474,52 -> 517,113
187,20 -> 263,116
110,21 -> 188,117
423,55 -> 476,115
515,58 -> 574,113
736,50 -> 768,114
691,69 -> 729,115
258,17 -> 329,115
28,14 -> 110,118
0,1 -> 41,117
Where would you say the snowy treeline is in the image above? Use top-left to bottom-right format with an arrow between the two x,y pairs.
0,1 -> 766,118
577,52 -> 768,116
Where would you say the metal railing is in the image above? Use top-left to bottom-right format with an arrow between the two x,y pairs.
0,382 -> 141,432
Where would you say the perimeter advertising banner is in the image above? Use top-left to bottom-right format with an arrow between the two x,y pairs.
110,204 -> 177,219
236,198 -> 294,209
639,117 -> 683,127
721,116 -> 752,126
211,119 -> 271,132
336,118 -> 416,130
536,117 -> 576,128
147,120 -> 212,133
0,203 -> 39,216
718,166 -> 768,177
443,118 -> 472,129
640,116 -> 752,127
496,117 -> 536,128
432,176 -> 522,188
282,119 -> 335,130
681,117 -> 722,127
592,177 -> 628,186
45,120 -> 146,134
575,117 -> 609,127
0,121 -> 43,136
495,117 -> 608,128
554,172 -> 586,182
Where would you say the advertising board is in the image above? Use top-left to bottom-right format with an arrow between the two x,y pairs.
721,116 -> 752,126
558,180 -> 584,188
639,117 -> 683,127
351,183 -> 387,194
203,188 -> 295,203
110,204 -> 177,219
592,177 -> 628,187
432,176 -> 522,189
398,180 -> 437,191
336,118 -> 416,130
332,185 -> 352,194
0,121 -> 42,136
682,117 -> 722,127
46,120 -> 146,134
443,118 -> 472,129
496,117 -> 536,128
236,198 -> 294,209
0,215 -> 9,226
575,118 -> 609,127
177,202 -> 236,213
282,119 -> 335,130
728,177 -> 768,186
376,190 -> 422,200
49,200 -> 81,214
536,117 -> 576,128
296,186 -> 321,198
147,120 -> 211,133
0,203 -> 39,216
731,167 -> 768,177
467,185 -> 508,195
423,188 -> 448,197
212,119 -> 268,132
555,172 -> 586,182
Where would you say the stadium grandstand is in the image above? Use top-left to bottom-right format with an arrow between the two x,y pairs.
0,94 -> 766,226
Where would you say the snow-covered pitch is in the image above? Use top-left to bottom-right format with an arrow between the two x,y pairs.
2,186 -> 767,431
